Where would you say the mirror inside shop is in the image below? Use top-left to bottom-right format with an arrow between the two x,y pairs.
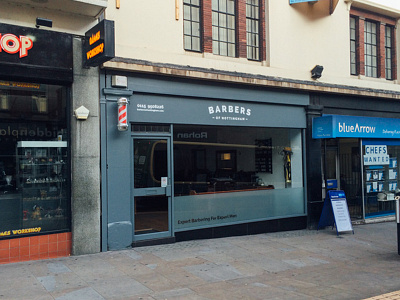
0,81 -> 69,237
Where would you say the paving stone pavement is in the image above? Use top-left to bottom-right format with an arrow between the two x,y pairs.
0,221 -> 400,300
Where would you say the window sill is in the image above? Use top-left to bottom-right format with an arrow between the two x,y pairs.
351,74 -> 398,84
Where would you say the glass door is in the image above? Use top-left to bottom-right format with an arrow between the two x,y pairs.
133,137 -> 171,241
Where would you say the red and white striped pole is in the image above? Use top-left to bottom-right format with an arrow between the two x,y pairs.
117,97 -> 128,131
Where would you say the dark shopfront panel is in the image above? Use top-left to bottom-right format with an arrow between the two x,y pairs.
102,74 -> 308,250
0,23 -> 72,241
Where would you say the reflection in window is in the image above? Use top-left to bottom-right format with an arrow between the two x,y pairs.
173,125 -> 303,196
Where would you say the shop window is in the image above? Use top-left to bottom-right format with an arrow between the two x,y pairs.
184,0 -> 265,61
0,81 -> 70,239
173,125 -> 302,196
363,143 -> 398,218
350,8 -> 397,80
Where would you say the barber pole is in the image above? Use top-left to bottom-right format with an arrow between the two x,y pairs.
117,97 -> 128,131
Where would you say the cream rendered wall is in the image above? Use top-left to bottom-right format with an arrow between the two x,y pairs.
0,1 -> 98,34
105,0 -> 400,93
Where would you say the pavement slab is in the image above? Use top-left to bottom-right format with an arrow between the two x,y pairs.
1,222 -> 400,299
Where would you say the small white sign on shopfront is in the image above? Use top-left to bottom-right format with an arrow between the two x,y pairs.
364,145 -> 390,165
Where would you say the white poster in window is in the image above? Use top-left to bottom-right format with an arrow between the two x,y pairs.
161,177 -> 168,187
389,169 -> 397,180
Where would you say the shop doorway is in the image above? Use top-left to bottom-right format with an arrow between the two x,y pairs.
132,137 -> 172,241
323,139 -> 362,219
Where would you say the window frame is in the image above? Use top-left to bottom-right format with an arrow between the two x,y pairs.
246,0 -> 261,61
183,0 -> 202,52
212,0 -> 236,57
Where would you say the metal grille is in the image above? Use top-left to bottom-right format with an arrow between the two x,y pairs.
131,124 -> 171,133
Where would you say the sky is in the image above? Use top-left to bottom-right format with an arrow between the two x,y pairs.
369,0 -> 400,10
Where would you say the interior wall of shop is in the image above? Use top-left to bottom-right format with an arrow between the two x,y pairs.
70,38 -> 101,255
306,93 -> 400,227
101,72 -> 309,250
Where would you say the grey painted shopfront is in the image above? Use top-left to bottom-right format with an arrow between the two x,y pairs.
100,72 -> 309,250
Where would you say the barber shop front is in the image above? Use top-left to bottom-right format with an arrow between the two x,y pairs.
101,73 -> 308,250
313,114 -> 400,221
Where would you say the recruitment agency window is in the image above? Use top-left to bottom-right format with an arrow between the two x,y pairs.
173,125 -> 305,230
0,81 -> 70,239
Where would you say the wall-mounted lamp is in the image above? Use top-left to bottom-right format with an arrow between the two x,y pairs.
311,65 -> 324,79
36,17 -> 52,28
74,105 -> 90,120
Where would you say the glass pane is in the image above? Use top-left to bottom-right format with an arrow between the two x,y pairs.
192,37 -> 200,51
227,15 -> 235,29
192,22 -> 200,37
219,0 -> 227,12
220,28 -> 227,42
212,11 -> 218,26
192,0 -> 199,5
184,5 -> 190,19
212,26 -> 219,39
134,195 -> 168,234
227,0 -> 235,14
220,42 -> 228,56
220,14 -> 227,27
212,0 -> 218,10
0,82 -> 69,238
134,139 -> 167,188
228,29 -> 235,43
213,41 -> 219,54
184,20 -> 191,35
184,35 -> 192,49
192,7 -> 199,22
228,43 -> 235,57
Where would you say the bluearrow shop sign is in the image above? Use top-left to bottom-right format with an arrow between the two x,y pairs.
0,23 -> 73,83
313,115 -> 400,139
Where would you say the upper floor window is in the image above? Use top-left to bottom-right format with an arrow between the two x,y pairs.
364,20 -> 378,78
350,17 -> 357,75
183,0 -> 265,61
385,25 -> 394,80
246,0 -> 260,61
350,8 -> 396,80
212,0 -> 236,57
184,0 -> 202,52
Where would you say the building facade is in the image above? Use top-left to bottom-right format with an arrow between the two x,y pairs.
0,0 -> 105,263
2,0 -> 400,260
100,0 -> 400,250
